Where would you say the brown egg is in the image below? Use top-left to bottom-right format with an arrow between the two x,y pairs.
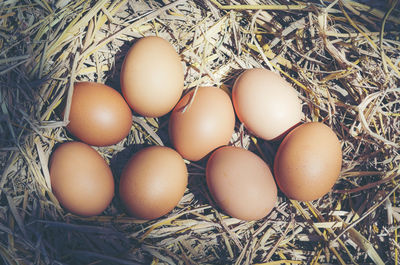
206,146 -> 277,221
119,146 -> 188,220
169,86 -> 235,161
66,82 -> 132,147
274,122 -> 342,201
232,68 -> 303,140
49,142 -> 115,216
120,36 -> 184,117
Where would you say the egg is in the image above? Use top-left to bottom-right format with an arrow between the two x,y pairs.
273,122 -> 342,201
120,36 -> 184,117
49,141 -> 115,216
206,146 -> 277,221
232,68 -> 303,140
119,146 -> 188,220
66,82 -> 132,147
169,86 -> 235,161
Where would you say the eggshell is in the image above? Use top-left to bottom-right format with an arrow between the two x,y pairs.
120,36 -> 184,117
206,146 -> 277,221
66,82 -> 132,147
274,122 -> 342,201
119,146 -> 188,220
49,142 -> 115,216
232,68 -> 303,140
169,86 -> 235,161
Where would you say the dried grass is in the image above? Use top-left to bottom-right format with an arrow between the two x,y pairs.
1,0 -> 400,264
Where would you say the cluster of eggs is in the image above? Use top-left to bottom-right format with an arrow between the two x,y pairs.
49,36 -> 342,221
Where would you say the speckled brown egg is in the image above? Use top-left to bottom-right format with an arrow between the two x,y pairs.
49,141 -> 115,216
66,82 -> 132,147
169,86 -> 235,161
206,146 -> 277,221
232,68 -> 303,140
274,122 -> 342,201
120,36 -> 184,117
119,146 -> 188,220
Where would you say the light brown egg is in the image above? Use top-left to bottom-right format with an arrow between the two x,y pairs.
120,36 -> 184,117
66,82 -> 132,147
169,86 -> 235,161
119,146 -> 188,220
274,122 -> 342,201
49,142 -> 115,216
206,146 -> 277,221
232,68 -> 303,140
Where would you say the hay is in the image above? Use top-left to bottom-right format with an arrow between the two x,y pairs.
1,0 -> 399,264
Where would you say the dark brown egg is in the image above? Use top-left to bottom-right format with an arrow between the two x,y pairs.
119,146 -> 188,220
49,141 -> 115,216
274,122 -> 342,201
169,86 -> 235,161
66,82 -> 132,146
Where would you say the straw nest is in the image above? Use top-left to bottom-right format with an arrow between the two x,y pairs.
1,0 -> 400,264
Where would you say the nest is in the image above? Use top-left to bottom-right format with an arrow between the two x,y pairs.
1,0 -> 400,264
